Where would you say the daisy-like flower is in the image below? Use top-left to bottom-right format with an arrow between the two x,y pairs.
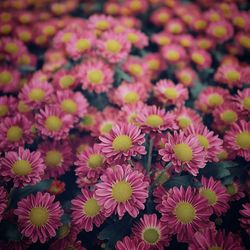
165,18 -> 185,35
196,36 -> 215,51
233,88 -> 250,117
52,29 -> 74,49
0,96 -> 16,118
161,44 -> 186,64
160,186 -> 212,243
0,147 -> 45,188
126,28 -> 148,49
151,32 -> 173,47
189,228 -> 244,250
75,144 -> 106,183
150,7 -> 172,27
154,79 -> 188,106
236,32 -> 250,50
136,105 -> 177,134
71,189 -> 106,232
207,20 -> 234,43
50,238 -> 86,250
239,203 -> 250,236
52,69 -> 78,90
87,14 -> 115,32
97,31 -> 131,63
177,34 -> 194,49
95,164 -> 149,219
36,105 -> 74,140
190,49 -> 212,70
175,67 -> 197,87
224,120 -> 250,161
159,131 -> 206,176
144,53 -> 165,79
47,180 -> 65,195
153,185 -> 169,211
98,123 -> 146,164
78,106 -> 99,133
185,125 -> 223,162
226,180 -> 245,201
0,186 -> 7,222
132,214 -> 171,250
14,192 -> 63,243
199,176 -> 230,216
110,82 -> 148,106
0,114 -> 33,150
214,64 -> 243,88
19,80 -> 54,109
55,90 -> 88,119
233,11 -> 250,31
38,140 -> 74,179
78,59 -> 114,93
0,66 -> 20,93
116,236 -> 149,250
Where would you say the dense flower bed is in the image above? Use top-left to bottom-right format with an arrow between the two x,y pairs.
0,0 -> 250,249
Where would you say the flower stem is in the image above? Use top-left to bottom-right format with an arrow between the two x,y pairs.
146,137 -> 154,173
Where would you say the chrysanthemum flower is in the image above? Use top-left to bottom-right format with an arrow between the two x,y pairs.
19,80 -> 54,109
236,32 -> 250,50
151,32 -> 173,46
199,176 -> 230,216
78,59 -> 114,93
99,123 -> 146,164
165,19 -> 185,35
47,180 -> 65,195
97,31 -> 131,63
175,67 -> 197,87
78,107 -> 99,133
144,53 -> 165,79
0,114 -> 33,150
136,105 -> 177,134
14,192 -> 63,243
71,189 -> 106,232
207,20 -> 234,43
55,90 -> 88,119
233,88 -> 250,117
52,69 -> 78,90
189,228 -> 244,250
125,28 -> 148,49
52,29 -> 74,49
190,49 -> 212,70
50,238 -> 86,250
0,66 -> 20,93
153,185 -> 169,211
226,180 -> 245,201
154,79 -> 188,106
95,164 -> 149,219
36,105 -> 74,140
161,44 -> 186,64
159,131 -> 206,176
132,214 -> 171,249
116,236 -> 149,250
160,186 -> 212,242
233,12 -> 250,31
0,96 -> 16,118
176,34 -> 194,49
239,203 -> 250,236
205,9 -> 222,23
38,140 -> 73,179
0,147 -> 45,188
191,16 -> 207,32
75,144 -> 106,183
196,36 -> 215,51
185,125 -> 223,162
87,14 -> 115,32
150,7 -> 171,27
224,120 -> 250,161
0,186 -> 7,222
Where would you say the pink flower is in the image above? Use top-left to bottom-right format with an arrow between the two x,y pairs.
175,67 -> 197,87
0,147 -> 45,188
224,120 -> 250,161
14,192 -> 63,243
116,236 -> 149,250
159,131 -> 206,176
161,44 -> 187,64
0,96 -> 17,118
87,14 -> 115,32
226,180 -> 245,201
199,176 -> 230,216
50,238 -> 86,250
190,49 -> 212,70
95,164 -> 149,219
233,88 -> 250,117
125,28 -> 148,49
52,69 -> 78,90
71,189 -> 106,232
0,186 -> 7,222
0,66 -> 20,93
160,186 -> 212,243
36,105 -> 74,140
239,203 -> 250,236
132,214 -> 171,249
99,123 -> 146,164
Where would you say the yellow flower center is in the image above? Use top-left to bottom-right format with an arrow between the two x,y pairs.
82,115 -> 94,126
4,42 -> 18,54
0,104 -> 8,117
18,101 -> 30,113
207,94 -> 223,107
57,224 -> 70,239
209,247 -> 223,250
192,53 -> 205,64
96,20 -> 110,30
62,32 -> 72,42
180,74 -> 191,84
164,87 -> 178,100
45,150 -> 62,168
236,132 -> 250,149
243,97 -> 250,110
225,70 -> 240,81
112,135 -> 132,151
146,114 -> 164,128
213,26 -> 226,37
87,70 -> 103,84
129,64 -> 143,76
88,154 -> 103,169
200,188 -> 217,205
112,181 -> 132,202
197,135 -> 209,149
169,24 -> 181,33
45,116 -> 62,131
7,126 -> 23,142
12,160 -> 32,176
105,39 -> 121,53
127,33 -> 139,43
175,202 -> 196,224
130,0 -> 142,11
75,39 -> 91,52
220,110 -> 237,123
227,184 -> 237,195
19,31 -> 31,42
239,36 -> 250,48
142,228 -> 160,244
148,59 -> 160,70
173,143 -> 193,161
158,13 -> 168,22
1,24 -> 11,34
59,75 -> 74,89
61,99 -> 77,114
100,122 -> 113,134
166,50 -> 180,61
0,71 -> 12,85
28,88 -> 45,102
178,116 -> 191,129
234,16 -> 245,28
158,36 -> 170,45
29,207 -> 49,227
83,198 -> 100,217
124,92 -> 139,104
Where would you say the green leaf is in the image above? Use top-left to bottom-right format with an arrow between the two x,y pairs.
116,67 -> 133,83
164,175 -> 195,189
